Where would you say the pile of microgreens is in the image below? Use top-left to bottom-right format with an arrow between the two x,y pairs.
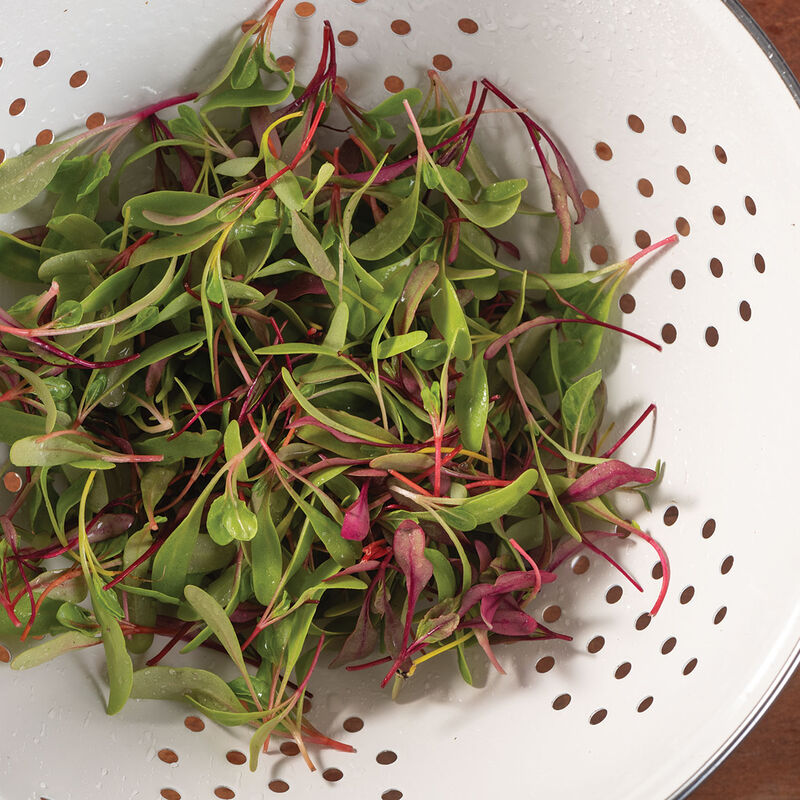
0,1 -> 673,769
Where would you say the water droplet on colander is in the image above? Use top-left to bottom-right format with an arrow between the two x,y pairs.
504,13 -> 530,30
47,707 -> 57,718
101,768 -> 109,776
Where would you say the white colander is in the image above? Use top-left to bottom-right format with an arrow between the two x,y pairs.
1,1 -> 799,799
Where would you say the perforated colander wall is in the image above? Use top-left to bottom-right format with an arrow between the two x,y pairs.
1,2 -> 799,799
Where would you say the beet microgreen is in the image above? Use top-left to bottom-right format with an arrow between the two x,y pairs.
0,5 -> 671,771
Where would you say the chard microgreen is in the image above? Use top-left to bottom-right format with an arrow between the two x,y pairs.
0,5 -> 670,771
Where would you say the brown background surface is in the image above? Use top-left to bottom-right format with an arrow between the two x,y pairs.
689,3 -> 799,799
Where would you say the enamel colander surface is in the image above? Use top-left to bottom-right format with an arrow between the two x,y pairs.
1,1 -> 799,799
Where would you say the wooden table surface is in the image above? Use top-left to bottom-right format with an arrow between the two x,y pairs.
689,3 -> 799,798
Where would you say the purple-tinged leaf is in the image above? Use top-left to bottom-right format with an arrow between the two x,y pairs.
340,482 -> 371,541
86,514 -> 135,543
392,260 -> 439,335
458,582 -> 495,617
393,520 -> 434,618
323,560 -> 381,580
275,274 -> 327,302
328,600 -> 378,668
489,598 -> 538,637
377,583 -> 403,659
291,416 -> 393,446
346,468 -> 387,478
473,628 -> 506,675
560,460 -> 657,504
484,315 -> 559,359
475,539 -> 491,573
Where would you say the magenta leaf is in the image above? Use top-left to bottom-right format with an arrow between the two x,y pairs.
489,597 -> 538,637
323,560 -> 381,579
392,520 -> 434,619
340,482 -> 371,541
379,520 -> 434,687
560,460 -> 657,504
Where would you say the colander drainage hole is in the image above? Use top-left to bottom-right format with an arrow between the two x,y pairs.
712,205 -> 726,225
595,141 -> 613,160
714,144 -> 727,163
390,19 -> 410,35
714,606 -> 728,625
754,252 -> 765,273
663,505 -> 679,526
635,229 -> 651,249
702,518 -> 716,539
160,791 -> 180,800
661,323 -> 677,345
269,780 -> 290,794
343,715 -> 364,732
587,636 -> 605,654
679,586 -> 695,605
635,613 -> 651,631
184,715 -> 204,732
214,787 -> 235,799
589,708 -> 608,725
661,636 -> 677,655
69,69 -> 88,88
384,76 -> 404,93
652,562 -> 663,580
670,269 -> 686,289
590,244 -> 608,265
710,257 -> 723,278
552,693 -> 571,710
0,644 -> 9,663
542,604 -> 561,623
581,189 -> 599,209
536,656 -> 555,673
744,195 -> 757,215
672,115 -> 687,134
571,555 -> 590,574
720,555 -> 734,575
226,750 -> 246,765
739,301 -> 752,322
536,656 -> 556,675
381,791 -> 404,800
637,696 -> 654,713
683,658 -> 698,676
323,768 -> 344,782
606,585 -> 623,604
157,748 -> 178,764
294,2 -> 315,18
615,661 -> 632,679
619,293 -> 635,313
280,741 -> 300,756
627,114 -> 644,133
377,750 -> 398,765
